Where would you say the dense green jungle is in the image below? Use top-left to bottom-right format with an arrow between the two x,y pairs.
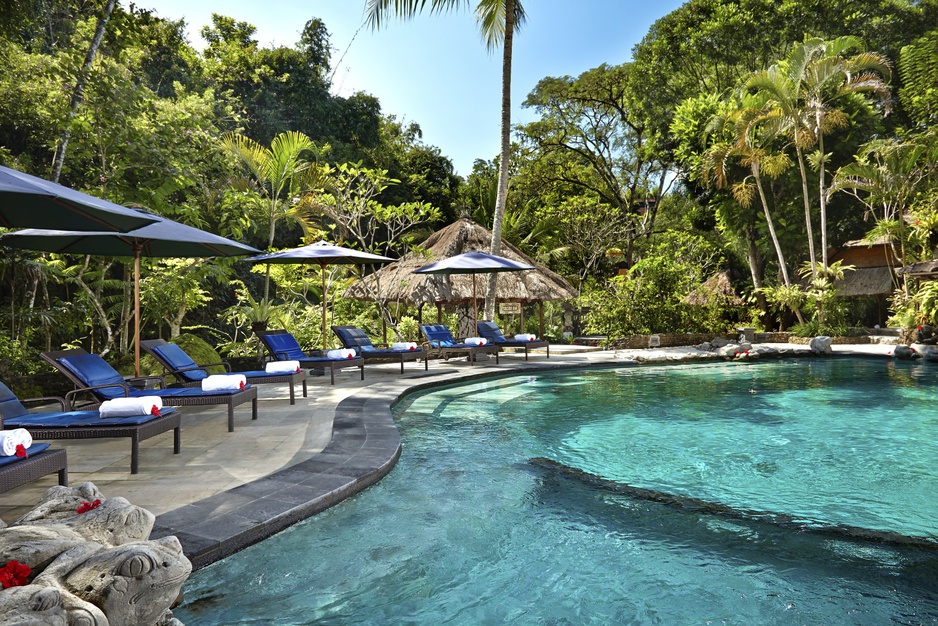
2,0 -> 937,388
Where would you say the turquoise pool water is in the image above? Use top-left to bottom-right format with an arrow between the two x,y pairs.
177,359 -> 938,624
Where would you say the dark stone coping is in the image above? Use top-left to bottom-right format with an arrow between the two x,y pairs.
153,349 -> 879,570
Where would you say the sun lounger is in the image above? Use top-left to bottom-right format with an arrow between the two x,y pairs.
477,320 -> 550,360
40,349 -> 257,433
0,441 -> 67,493
419,324 -> 500,365
1,379 -> 179,474
140,339 -> 307,405
332,325 -> 427,374
256,330 -> 365,385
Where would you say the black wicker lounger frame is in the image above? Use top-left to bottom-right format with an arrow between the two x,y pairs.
1,384 -> 181,475
140,338 -> 308,404
0,435 -> 68,493
41,349 -> 257,433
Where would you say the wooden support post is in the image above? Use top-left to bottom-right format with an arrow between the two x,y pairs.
539,301 -> 545,339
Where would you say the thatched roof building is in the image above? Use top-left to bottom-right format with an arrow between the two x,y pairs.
344,217 -> 576,308
829,238 -> 898,297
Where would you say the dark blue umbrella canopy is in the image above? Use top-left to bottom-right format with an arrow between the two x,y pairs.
0,164 -> 158,231
246,240 -> 392,265
413,251 -> 534,323
1,217 -> 261,258
1,213 -> 260,374
412,251 -> 534,275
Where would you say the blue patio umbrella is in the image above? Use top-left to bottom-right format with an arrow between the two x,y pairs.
0,164 -> 158,231
1,211 -> 260,374
246,241 -> 393,350
412,251 -> 534,323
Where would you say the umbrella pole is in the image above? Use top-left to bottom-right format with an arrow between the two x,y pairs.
472,272 -> 478,325
321,264 -> 327,352
134,246 -> 141,377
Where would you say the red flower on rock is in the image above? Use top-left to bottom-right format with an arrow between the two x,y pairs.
14,444 -> 27,458
76,499 -> 101,514
0,560 -> 31,588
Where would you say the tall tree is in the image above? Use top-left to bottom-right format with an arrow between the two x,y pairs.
520,63 -> 671,267
365,0 -> 527,320
745,36 -> 891,276
50,0 -> 117,182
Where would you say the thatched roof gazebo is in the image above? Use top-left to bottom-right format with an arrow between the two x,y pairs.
344,217 -> 576,336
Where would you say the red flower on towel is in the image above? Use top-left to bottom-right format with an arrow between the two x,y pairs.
0,560 -> 31,588
76,499 -> 101,514
410,346 -> 416,351
14,444 -> 27,458
295,366 -> 302,373
348,353 -> 354,359
239,381 -> 246,390
150,405 -> 161,416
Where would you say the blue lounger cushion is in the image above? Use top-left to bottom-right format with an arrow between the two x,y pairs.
149,343 -> 210,382
260,333 -> 308,361
150,344 -> 296,381
333,326 -> 424,355
55,353 -> 250,400
420,324 -> 477,348
5,406 -> 177,428
259,332 -> 362,363
0,443 -> 52,468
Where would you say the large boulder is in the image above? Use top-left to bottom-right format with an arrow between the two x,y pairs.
0,483 -> 190,626
809,336 -> 833,355
893,345 -> 920,360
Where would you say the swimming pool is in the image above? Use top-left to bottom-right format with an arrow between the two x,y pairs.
177,358 -> 938,624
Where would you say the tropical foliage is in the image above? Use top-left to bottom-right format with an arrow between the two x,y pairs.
2,0 -> 938,382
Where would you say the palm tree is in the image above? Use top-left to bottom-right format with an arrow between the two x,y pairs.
746,36 -> 891,276
701,101 -> 806,325
702,100 -> 794,290
366,0 -> 526,320
222,130 -> 319,299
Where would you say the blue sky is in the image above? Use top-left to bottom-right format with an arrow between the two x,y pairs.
142,0 -> 687,176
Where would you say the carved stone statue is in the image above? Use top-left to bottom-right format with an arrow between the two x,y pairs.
0,483 -> 191,625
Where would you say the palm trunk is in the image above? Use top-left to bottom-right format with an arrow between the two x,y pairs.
753,163 -> 792,286
817,121 -> 828,268
484,0 -> 514,322
264,198 -> 278,301
50,0 -> 117,182
794,139 -> 818,278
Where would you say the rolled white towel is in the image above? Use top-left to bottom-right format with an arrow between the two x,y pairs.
464,337 -> 488,346
201,374 -> 247,392
0,428 -> 32,456
391,342 -> 418,351
514,334 -> 537,342
99,396 -> 164,418
326,348 -> 357,359
265,360 -> 301,374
